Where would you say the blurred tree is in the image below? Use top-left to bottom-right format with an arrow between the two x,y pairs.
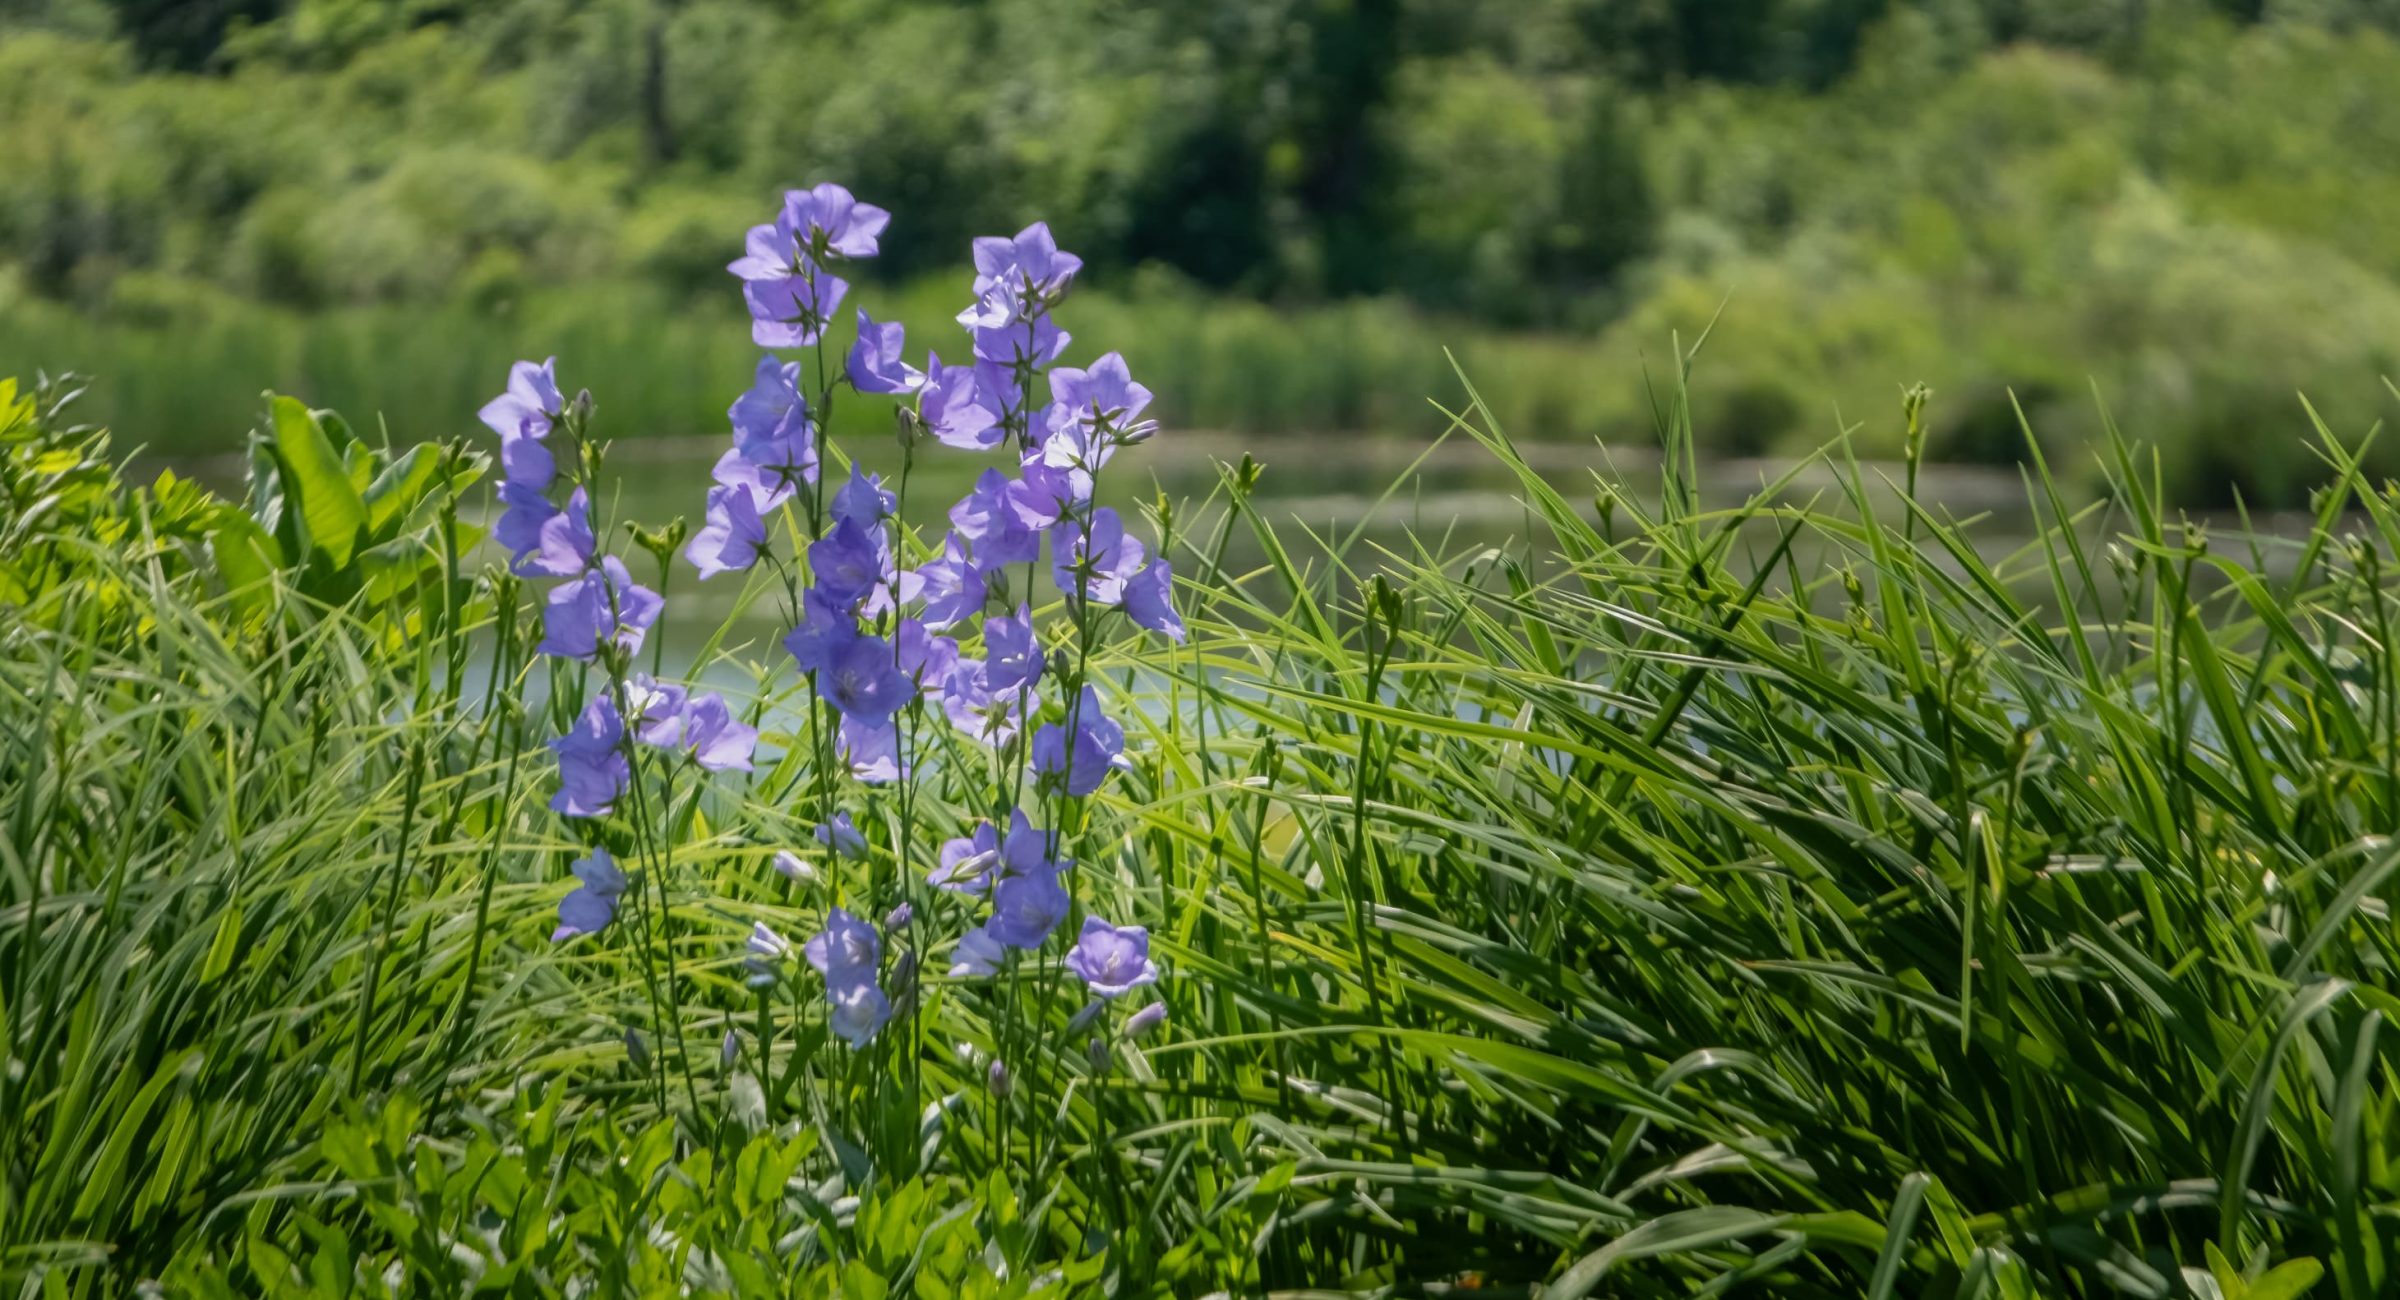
102,0 -> 284,67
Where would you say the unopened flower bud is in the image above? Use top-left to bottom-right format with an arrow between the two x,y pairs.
721,1029 -> 741,1070
624,1027 -> 650,1070
987,1058 -> 1012,1097
773,850 -> 817,885
885,902 -> 914,932
1065,998 -> 1106,1037
1126,1002 -> 1167,1039
1087,1037 -> 1110,1073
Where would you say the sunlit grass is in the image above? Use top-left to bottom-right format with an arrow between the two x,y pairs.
2,353 -> 2393,1295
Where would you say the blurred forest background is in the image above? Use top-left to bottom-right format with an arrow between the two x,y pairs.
5,0 -> 2400,502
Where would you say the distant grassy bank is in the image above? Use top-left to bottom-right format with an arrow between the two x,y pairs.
15,265 -> 2400,509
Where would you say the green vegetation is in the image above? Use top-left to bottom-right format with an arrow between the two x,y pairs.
8,1 -> 2400,497
6,349 -> 2400,1294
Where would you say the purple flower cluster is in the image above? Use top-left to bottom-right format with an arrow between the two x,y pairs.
506,182 -> 1179,1050
474,359 -> 759,945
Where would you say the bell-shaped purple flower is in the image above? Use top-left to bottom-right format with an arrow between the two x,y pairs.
809,516 -> 889,605
501,435 -> 554,491
933,657 -> 1026,748
730,356 -> 815,480
539,555 -> 664,661
784,589 -> 860,676
518,487 -> 596,579
640,691 -> 757,772
745,271 -> 850,349
478,357 -> 563,441
1125,557 -> 1184,641
552,847 -> 627,941
987,864 -> 1070,951
783,183 -> 891,260
983,604 -> 1043,692
1001,808 -> 1067,876
827,977 -> 891,1047
1054,507 -> 1148,607
969,307 -> 1069,370
932,821 -> 1002,895
972,223 -> 1083,300
847,309 -> 925,395
920,354 -> 1003,451
821,633 -> 914,726
803,905 -> 881,983
949,469 -> 1044,570
839,714 -> 908,784
914,538 -> 986,630
831,463 -> 896,526
1033,685 -> 1127,798
549,696 -> 631,818
1046,353 -> 1155,467
495,483 -> 560,571
1065,916 -> 1160,999
950,925 -> 1007,978
687,484 -> 766,580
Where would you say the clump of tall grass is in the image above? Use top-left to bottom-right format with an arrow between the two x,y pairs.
3,339 -> 2395,1297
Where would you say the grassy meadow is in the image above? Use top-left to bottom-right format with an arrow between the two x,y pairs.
4,340 -> 2398,1295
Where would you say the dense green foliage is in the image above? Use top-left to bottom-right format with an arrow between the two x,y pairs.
5,0 -> 2400,494
6,355 -> 2399,1295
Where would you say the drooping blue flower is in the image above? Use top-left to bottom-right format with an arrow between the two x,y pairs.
839,714 -> 908,784
808,515 -> 889,604
987,863 -> 1070,950
1065,916 -> 1160,999
803,905 -> 881,982
894,618 -> 958,686
520,486 -> 596,579
1032,684 -> 1127,798
782,183 -> 892,260
914,538 -> 986,630
949,925 -> 1007,978
478,358 -> 563,441
982,604 -> 1043,692
622,674 -> 689,735
784,589 -> 860,676
814,811 -> 868,861
687,484 -> 767,579
821,633 -> 913,726
729,356 -> 816,484
744,271 -> 850,349
931,821 -> 1001,895
968,306 -> 1069,370
539,556 -> 664,661
971,223 -> 1083,300
919,355 -> 1003,451
830,463 -> 896,526
948,469 -> 1044,570
712,448 -> 801,516
773,849 -> 817,884
1013,448 -> 1086,520
1053,507 -> 1148,607
1000,808 -> 1067,877
932,657 -> 1025,748
495,483 -> 561,569
640,691 -> 757,772
828,977 -> 892,1047
846,309 -> 924,395
549,696 -> 631,818
551,847 -> 627,941
501,435 -> 555,491
1045,353 -> 1156,469
1125,557 -> 1184,641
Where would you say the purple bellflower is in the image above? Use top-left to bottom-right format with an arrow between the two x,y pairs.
1033,684 -> 1128,798
539,556 -> 664,661
552,847 -> 628,941
479,358 -> 563,441
847,309 -> 925,395
1066,916 -> 1160,999
549,695 -> 631,818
